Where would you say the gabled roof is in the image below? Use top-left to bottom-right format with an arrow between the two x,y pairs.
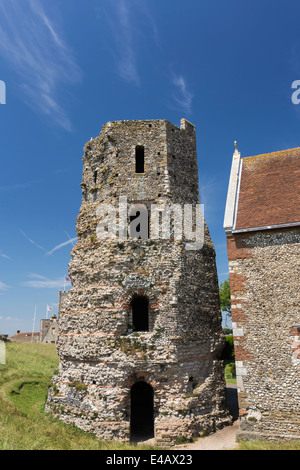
10,332 -> 39,338
224,146 -> 300,234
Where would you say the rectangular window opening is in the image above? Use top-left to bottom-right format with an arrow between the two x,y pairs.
135,146 -> 145,173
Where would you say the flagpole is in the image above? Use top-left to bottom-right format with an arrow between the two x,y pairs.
32,305 -> 37,343
46,304 -> 48,320
64,276 -> 66,292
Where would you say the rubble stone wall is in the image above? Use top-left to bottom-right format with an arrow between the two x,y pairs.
227,227 -> 300,440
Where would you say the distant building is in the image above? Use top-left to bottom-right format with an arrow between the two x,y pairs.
40,314 -> 59,344
9,291 -> 66,345
40,291 -> 66,344
10,331 -> 40,343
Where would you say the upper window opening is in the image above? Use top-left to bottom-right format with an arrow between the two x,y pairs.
131,295 -> 149,332
135,146 -> 145,173
93,171 -> 98,183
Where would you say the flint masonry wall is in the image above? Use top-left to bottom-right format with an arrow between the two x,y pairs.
46,119 -> 231,445
227,227 -> 300,440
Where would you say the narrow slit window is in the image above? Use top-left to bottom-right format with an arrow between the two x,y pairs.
135,146 -> 145,173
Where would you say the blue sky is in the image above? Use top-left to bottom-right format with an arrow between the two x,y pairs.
1,0 -> 300,335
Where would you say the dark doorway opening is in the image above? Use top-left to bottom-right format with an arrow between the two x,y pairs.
135,146 -> 145,173
130,381 -> 154,441
131,295 -> 149,331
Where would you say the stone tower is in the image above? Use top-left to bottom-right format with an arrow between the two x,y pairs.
47,119 -> 231,445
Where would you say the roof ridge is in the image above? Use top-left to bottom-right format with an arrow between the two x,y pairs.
243,146 -> 300,161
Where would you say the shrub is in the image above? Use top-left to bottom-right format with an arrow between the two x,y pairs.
174,435 -> 194,445
68,381 -> 88,393
229,362 -> 236,376
220,335 -> 235,360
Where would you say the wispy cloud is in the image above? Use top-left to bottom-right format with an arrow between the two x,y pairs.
26,273 -> 49,281
46,237 -> 77,255
65,232 -> 76,247
0,316 -> 21,322
0,281 -> 10,291
0,0 -> 81,130
46,237 -> 77,256
0,251 -> 9,260
0,181 -> 37,191
170,74 -> 194,115
20,230 -> 46,252
22,273 -> 65,289
101,0 -> 159,86
106,0 -> 140,85
20,230 -> 77,256
105,2 -> 193,114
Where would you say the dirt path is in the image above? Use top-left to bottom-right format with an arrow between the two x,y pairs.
174,384 -> 240,451
174,419 -> 239,450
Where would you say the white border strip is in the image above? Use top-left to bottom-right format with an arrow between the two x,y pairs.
223,150 -> 242,233
232,158 -> 243,231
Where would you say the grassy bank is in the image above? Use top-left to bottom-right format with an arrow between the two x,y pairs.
1,342 -> 299,450
237,440 -> 300,450
0,342 -> 156,450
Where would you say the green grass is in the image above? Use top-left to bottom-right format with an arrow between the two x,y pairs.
1,342 -> 298,451
0,342 -> 158,450
237,440 -> 300,450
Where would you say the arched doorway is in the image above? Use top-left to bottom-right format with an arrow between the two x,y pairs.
131,295 -> 149,332
130,381 -> 154,441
